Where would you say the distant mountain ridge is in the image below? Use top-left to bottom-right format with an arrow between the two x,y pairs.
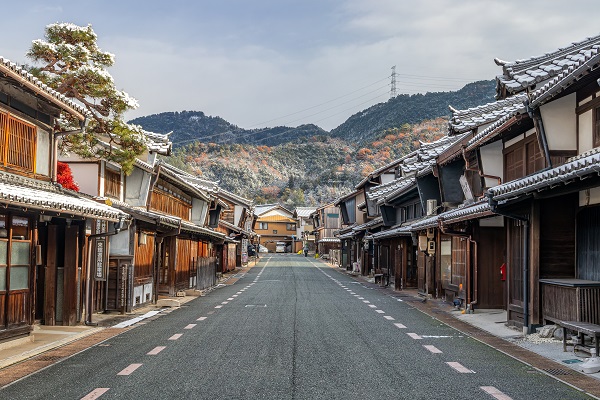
330,80 -> 496,142
130,80 -> 496,147
129,111 -> 328,147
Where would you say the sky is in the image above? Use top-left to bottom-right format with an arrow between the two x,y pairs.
1,1 -> 598,133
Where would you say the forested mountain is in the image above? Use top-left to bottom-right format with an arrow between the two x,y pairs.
129,111 -> 327,147
330,80 -> 496,142
131,80 -> 495,148
134,80 -> 497,206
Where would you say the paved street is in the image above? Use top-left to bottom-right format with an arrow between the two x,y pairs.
0,255 -> 593,400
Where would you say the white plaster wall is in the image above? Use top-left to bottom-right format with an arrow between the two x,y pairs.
504,133 -> 525,148
578,110 -> 593,154
69,163 -> 99,196
192,198 -> 208,225
125,167 -> 145,207
36,128 -> 51,177
580,188 -> 600,206
234,205 -> 243,226
109,228 -> 131,256
479,140 -> 504,188
540,93 -> 576,150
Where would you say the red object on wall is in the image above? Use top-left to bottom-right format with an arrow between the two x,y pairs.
56,162 -> 80,191
500,263 -> 506,281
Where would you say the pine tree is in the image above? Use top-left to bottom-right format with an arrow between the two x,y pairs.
27,23 -> 147,174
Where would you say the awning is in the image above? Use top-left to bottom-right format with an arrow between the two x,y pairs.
0,171 -> 127,222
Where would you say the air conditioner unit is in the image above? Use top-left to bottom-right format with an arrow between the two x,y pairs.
426,199 -> 438,216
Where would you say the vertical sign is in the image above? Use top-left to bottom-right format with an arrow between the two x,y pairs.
94,220 -> 108,281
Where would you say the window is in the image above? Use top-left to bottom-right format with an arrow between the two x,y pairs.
286,223 -> 296,231
259,222 -> 268,230
0,111 -> 37,174
504,135 -> 545,181
273,230 -> 278,234
0,214 -> 31,291
104,168 -> 121,199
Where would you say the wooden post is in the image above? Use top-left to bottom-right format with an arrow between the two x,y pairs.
44,225 -> 57,326
63,225 -> 79,326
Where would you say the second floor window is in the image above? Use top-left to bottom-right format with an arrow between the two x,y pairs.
0,111 -> 36,174
104,168 -> 121,199
259,222 -> 268,230
286,223 -> 296,231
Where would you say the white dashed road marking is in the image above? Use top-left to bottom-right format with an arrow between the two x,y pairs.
215,305 -> 223,309
117,363 -> 142,376
394,323 -> 407,329
197,317 -> 207,321
81,388 -> 110,399
169,334 -> 183,340
407,333 -> 422,339
481,386 -> 513,400
446,362 -> 475,373
423,345 -> 442,354
184,324 -> 196,329
147,346 -> 166,355
375,310 -> 385,314
383,316 -> 395,320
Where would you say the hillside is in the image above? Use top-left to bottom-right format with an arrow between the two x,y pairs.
131,80 -> 495,148
129,111 -> 328,147
330,80 -> 496,142
165,118 -> 448,207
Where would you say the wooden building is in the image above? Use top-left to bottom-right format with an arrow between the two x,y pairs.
0,56 -> 128,341
253,204 -> 296,252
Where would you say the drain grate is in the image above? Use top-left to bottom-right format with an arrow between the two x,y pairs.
542,368 -> 572,376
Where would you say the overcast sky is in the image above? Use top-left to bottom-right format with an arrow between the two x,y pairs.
1,1 -> 598,132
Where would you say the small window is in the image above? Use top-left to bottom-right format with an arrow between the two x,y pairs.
273,230 -> 278,234
259,222 -> 268,230
286,223 -> 296,231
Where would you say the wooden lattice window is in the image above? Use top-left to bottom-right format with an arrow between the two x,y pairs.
150,189 -> 192,220
104,168 -> 121,199
0,112 -> 36,174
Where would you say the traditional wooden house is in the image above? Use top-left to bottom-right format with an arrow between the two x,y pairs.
484,34 -> 600,331
293,207 -> 316,254
308,203 -> 341,257
0,57 -> 129,341
335,190 -> 368,274
216,189 -> 254,270
253,204 -> 296,252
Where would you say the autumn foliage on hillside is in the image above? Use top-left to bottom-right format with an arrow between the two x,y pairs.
166,118 -> 448,207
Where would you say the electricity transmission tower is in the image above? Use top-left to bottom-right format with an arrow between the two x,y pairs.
390,65 -> 397,98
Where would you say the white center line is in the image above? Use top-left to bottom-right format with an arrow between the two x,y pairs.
480,386 -> 513,400
368,304 -> 377,308
363,300 -> 370,304
147,346 -> 166,355
383,316 -> 395,321
446,362 -> 475,373
423,345 -> 443,354
81,388 -> 110,399
197,317 -> 207,321
184,324 -> 196,329
236,292 -> 243,294
221,301 -> 229,304
407,332 -> 422,339
215,305 -> 223,309
358,297 -> 364,300
375,310 -> 385,314
117,363 -> 142,376
169,334 -> 183,340
227,298 -> 234,301
393,323 -> 407,329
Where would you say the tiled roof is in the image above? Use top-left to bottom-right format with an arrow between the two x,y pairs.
528,46 -> 600,109
495,34 -> 600,96
438,201 -> 492,225
465,105 -> 527,151
157,161 -> 213,201
351,217 -> 383,233
0,171 -> 127,222
318,237 -> 341,243
401,134 -> 465,176
487,147 -> 600,203
372,223 -> 413,239
257,215 -> 297,223
112,202 -> 225,240
449,94 -> 528,135
144,130 -> 172,155
294,207 -> 317,218
0,56 -> 87,120
409,214 -> 440,230
219,219 -> 252,236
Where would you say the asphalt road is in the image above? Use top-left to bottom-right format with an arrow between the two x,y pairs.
0,255 -> 593,399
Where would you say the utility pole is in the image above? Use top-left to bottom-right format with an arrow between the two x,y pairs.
390,65 -> 397,99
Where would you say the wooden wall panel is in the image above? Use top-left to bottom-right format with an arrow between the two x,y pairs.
134,232 -> 155,279
63,226 -> 78,326
44,225 -> 57,326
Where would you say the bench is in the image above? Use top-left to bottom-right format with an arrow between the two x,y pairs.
556,320 -> 600,356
